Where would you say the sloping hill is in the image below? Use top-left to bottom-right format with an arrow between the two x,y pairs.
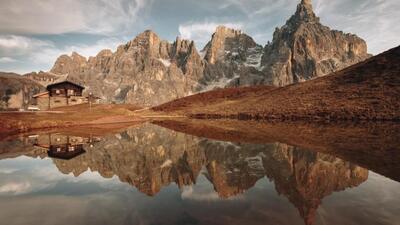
152,46 -> 400,121
153,86 -> 276,113
0,72 -> 44,110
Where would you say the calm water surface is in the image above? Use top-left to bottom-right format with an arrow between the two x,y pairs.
0,122 -> 399,225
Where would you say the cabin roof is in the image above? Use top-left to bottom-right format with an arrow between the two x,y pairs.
46,80 -> 85,90
32,92 -> 49,98
46,74 -> 85,90
47,148 -> 86,160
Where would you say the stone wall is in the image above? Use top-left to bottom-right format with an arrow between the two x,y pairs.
49,96 -> 68,108
36,96 -> 87,110
36,96 -> 49,110
69,96 -> 87,106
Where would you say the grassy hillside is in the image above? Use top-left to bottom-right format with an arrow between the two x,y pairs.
152,46 -> 400,121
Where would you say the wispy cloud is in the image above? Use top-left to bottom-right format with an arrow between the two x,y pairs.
31,37 -> 125,65
313,0 -> 400,54
0,182 -> 31,194
0,57 -> 17,63
0,0 -> 152,35
0,35 -> 53,56
0,35 -> 125,73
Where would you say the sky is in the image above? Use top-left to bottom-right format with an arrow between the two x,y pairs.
0,0 -> 399,74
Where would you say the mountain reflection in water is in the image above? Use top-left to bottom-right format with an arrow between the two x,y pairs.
0,120 -> 399,225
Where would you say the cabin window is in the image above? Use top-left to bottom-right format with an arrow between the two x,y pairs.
54,100 -> 61,103
68,89 -> 75,95
57,147 -> 61,152
68,146 -> 75,152
71,99 -> 77,102
56,89 -> 60,94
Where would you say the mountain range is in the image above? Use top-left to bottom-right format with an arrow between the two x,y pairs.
0,0 -> 371,108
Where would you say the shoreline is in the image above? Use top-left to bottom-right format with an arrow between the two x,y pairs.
2,104 -> 400,140
0,104 -> 144,139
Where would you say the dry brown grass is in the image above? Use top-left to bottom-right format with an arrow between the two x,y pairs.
153,86 -> 276,113
0,103 -> 142,137
151,46 -> 400,121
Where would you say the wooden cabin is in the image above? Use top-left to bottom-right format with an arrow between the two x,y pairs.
47,143 -> 86,160
33,80 -> 87,110
32,134 -> 89,160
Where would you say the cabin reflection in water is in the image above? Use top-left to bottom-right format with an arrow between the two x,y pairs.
29,134 -> 101,160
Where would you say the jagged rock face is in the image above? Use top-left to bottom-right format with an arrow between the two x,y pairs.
43,0 -> 370,106
50,31 -> 203,106
263,143 -> 368,225
0,73 -> 43,110
202,141 -> 266,198
23,71 -> 59,87
261,0 -> 370,86
201,26 -> 265,89
51,124 -> 206,196
203,26 -> 256,65
51,52 -> 88,78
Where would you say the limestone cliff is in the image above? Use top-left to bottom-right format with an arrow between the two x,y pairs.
50,31 -> 203,106
201,26 -> 265,89
260,0 -> 370,86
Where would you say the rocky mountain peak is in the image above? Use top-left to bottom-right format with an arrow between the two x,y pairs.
203,26 -> 255,64
289,0 -> 319,25
118,30 -> 166,59
42,0 -> 372,107
139,29 -> 158,38
96,49 -> 113,57
71,51 -> 86,60
261,0 -> 370,86
125,30 -> 161,49
301,0 -> 312,6
173,37 -> 192,55
51,52 -> 87,75
215,25 -> 242,36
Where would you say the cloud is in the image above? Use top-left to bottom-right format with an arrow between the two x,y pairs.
30,37 -> 125,66
181,186 -> 220,201
0,57 -> 17,63
217,0 -> 293,17
312,0 -> 400,54
181,183 -> 243,201
0,156 -> 124,196
0,35 -> 125,73
0,182 -> 31,194
179,21 -> 243,49
197,0 -> 400,54
0,35 -> 53,56
0,0 -> 152,35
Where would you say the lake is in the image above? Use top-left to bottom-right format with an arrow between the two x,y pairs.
0,120 -> 399,225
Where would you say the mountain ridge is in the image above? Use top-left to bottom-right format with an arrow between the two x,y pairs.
152,45 -> 400,121
1,0 -> 372,108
